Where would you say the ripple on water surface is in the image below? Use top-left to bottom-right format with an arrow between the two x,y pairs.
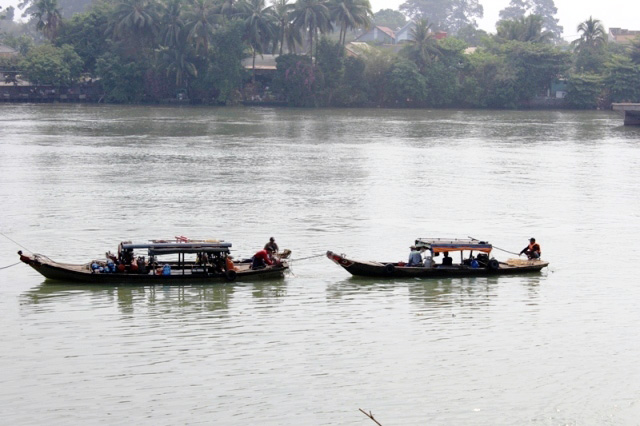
1,105 -> 640,424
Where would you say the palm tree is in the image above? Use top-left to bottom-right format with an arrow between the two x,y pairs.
496,15 -> 553,43
572,16 -> 607,53
218,0 -> 238,19
571,16 -> 607,73
160,0 -> 185,48
406,18 -> 440,72
184,0 -> 219,57
291,0 -> 332,62
32,0 -> 62,41
237,0 -> 277,82
157,44 -> 198,90
329,0 -> 372,45
110,0 -> 159,51
272,0 -> 300,55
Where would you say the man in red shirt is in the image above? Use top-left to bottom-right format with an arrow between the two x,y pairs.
252,248 -> 274,270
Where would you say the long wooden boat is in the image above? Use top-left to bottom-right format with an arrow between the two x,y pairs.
327,238 -> 549,278
18,238 -> 289,284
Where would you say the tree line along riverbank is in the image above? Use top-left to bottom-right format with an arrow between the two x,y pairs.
1,0 -> 639,108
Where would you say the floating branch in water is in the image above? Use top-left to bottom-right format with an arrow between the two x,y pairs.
359,408 -> 382,426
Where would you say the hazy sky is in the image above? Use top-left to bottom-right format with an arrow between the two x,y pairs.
1,0 -> 639,42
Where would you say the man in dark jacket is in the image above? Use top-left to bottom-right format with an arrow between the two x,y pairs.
264,237 -> 279,253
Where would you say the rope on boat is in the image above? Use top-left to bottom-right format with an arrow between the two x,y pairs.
289,253 -> 326,262
0,261 -> 21,270
468,236 -> 521,256
0,231 -> 33,253
492,246 -> 521,256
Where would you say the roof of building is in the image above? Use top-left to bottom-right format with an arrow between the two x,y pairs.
377,26 -> 395,39
396,21 -> 415,35
355,25 -> 396,42
241,54 -> 278,70
609,28 -> 640,43
0,44 -> 18,55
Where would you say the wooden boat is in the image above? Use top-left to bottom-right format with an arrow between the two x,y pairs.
17,238 -> 289,284
327,238 -> 549,278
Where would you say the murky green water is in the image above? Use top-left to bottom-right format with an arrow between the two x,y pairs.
1,104 -> 639,424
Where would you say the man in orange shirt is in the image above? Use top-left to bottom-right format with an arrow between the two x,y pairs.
520,238 -> 541,259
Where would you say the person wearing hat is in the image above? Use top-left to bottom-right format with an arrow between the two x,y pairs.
407,245 -> 423,266
520,238 -> 541,259
264,237 -> 279,253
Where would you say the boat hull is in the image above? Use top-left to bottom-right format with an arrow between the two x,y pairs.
19,253 -> 287,284
326,251 -> 548,278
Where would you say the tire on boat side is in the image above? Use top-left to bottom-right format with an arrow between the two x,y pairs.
488,259 -> 500,270
384,263 -> 395,275
225,269 -> 237,282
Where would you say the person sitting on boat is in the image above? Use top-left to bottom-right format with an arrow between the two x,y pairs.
442,251 -> 453,266
407,246 -> 422,266
420,247 -> 435,268
520,238 -> 541,259
264,237 -> 279,254
252,247 -> 274,270
225,255 -> 238,272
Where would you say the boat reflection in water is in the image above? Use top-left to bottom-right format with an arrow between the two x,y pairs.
21,278 -> 289,316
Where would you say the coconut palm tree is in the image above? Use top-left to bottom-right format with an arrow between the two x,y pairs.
329,0 -> 372,46
572,16 -> 607,53
160,0 -> 185,48
184,0 -> 219,57
291,0 -> 332,62
571,16 -> 607,73
272,0 -> 300,55
109,0 -> 159,54
157,44 -> 198,91
496,15 -> 554,43
218,0 -> 238,19
32,0 -> 62,41
237,0 -> 277,82
406,18 -> 440,72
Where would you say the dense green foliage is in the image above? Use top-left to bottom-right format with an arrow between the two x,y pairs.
399,0 -> 483,34
372,8 -> 405,30
20,43 -> 82,86
498,0 -> 562,41
2,1 -> 640,110
565,73 -> 602,109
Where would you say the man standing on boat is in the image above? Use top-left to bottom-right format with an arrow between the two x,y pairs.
520,238 -> 541,259
264,237 -> 279,253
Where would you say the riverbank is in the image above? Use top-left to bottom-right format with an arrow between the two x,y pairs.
0,87 -> 572,110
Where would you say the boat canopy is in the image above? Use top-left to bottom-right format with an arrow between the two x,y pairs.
121,242 -> 232,256
415,238 -> 492,254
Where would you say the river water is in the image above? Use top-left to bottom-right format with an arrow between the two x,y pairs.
1,104 -> 639,425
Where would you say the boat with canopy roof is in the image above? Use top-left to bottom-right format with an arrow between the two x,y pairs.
17,237 -> 289,284
326,237 -> 548,278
